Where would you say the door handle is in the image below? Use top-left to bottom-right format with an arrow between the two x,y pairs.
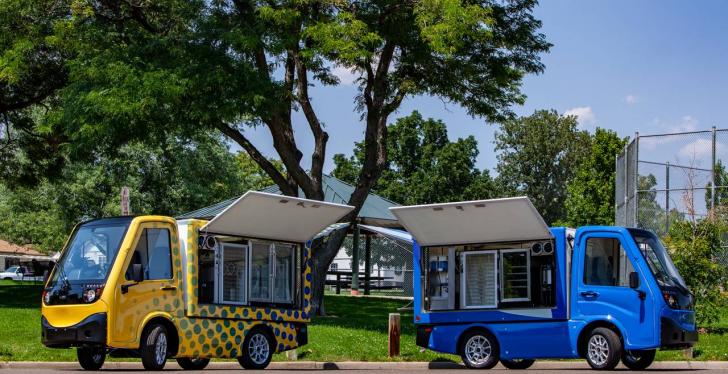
580,291 -> 599,298
161,285 -> 177,291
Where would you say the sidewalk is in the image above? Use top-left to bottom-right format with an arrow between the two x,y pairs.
2,361 -> 728,370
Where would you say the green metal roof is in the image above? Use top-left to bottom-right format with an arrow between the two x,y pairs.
177,174 -> 401,226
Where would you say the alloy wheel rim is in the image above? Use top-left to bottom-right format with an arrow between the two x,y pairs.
587,335 -> 609,366
249,333 -> 270,365
464,335 -> 491,366
155,332 -> 168,365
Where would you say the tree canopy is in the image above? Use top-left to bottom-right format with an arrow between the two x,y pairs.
333,111 -> 498,205
494,109 -> 590,225
1,0 -> 550,314
563,128 -> 627,226
0,134 -> 273,253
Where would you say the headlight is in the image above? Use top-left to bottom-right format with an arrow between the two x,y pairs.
663,291 -> 679,308
43,291 -> 51,304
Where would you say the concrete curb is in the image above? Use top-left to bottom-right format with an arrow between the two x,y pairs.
2,361 -> 728,370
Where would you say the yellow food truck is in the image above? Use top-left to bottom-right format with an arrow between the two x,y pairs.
41,191 -> 353,370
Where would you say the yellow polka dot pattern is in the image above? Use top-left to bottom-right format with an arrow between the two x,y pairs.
172,219 -> 313,358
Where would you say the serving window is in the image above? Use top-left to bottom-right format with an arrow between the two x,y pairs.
423,241 -> 555,311
197,235 -> 301,308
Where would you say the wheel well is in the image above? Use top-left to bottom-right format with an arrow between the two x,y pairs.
576,321 -> 623,358
142,317 -> 179,357
456,326 -> 494,354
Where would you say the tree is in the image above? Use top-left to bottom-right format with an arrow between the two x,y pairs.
663,219 -> 727,325
2,0 -> 550,314
495,110 -> 590,225
0,134 -> 270,253
563,128 -> 628,226
333,111 -> 499,205
705,160 -> 728,218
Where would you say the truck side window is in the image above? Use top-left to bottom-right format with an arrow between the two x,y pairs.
126,228 -> 173,281
583,237 -> 635,287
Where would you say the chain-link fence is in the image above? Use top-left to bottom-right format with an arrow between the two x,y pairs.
616,127 -> 728,265
326,232 -> 413,299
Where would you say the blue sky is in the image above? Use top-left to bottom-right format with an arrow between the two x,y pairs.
242,0 -> 728,175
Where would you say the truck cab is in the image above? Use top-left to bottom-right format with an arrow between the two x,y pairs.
390,197 -> 696,370
42,192 -> 353,371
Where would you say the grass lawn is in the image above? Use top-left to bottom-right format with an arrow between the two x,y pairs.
1,280 -> 726,362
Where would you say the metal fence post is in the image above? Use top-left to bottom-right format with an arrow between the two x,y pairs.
712,126 -> 717,216
634,132 -> 639,228
624,143 -> 629,226
666,162 -> 670,232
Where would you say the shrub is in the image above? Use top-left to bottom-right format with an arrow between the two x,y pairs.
663,219 -> 727,326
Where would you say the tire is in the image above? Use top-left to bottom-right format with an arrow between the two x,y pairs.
621,349 -> 656,370
584,327 -> 622,370
501,359 -> 535,370
238,327 -> 274,369
177,357 -> 211,370
77,346 -> 105,370
459,329 -> 500,369
140,323 -> 169,370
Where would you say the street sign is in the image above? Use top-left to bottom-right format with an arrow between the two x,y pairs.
121,187 -> 130,215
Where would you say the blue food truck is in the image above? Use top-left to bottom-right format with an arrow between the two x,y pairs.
389,197 -> 696,370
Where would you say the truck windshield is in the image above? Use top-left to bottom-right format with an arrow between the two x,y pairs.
628,229 -> 687,290
50,222 -> 129,284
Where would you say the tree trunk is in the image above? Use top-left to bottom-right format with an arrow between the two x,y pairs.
309,224 -> 349,316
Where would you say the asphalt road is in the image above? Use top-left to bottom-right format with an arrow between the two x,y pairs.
1,361 -> 726,373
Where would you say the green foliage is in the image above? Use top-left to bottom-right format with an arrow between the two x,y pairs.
706,160 -> 728,213
495,109 -> 590,225
663,219 -> 727,326
563,128 -> 628,226
333,111 -> 499,205
0,135 -> 272,253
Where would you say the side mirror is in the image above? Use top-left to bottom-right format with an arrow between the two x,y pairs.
629,271 -> 640,289
131,264 -> 144,283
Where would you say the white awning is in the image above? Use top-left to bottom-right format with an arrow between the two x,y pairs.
358,224 -> 413,244
202,191 -> 354,243
389,197 -> 552,247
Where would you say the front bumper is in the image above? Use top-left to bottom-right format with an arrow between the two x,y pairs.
42,312 -> 107,348
660,317 -> 698,349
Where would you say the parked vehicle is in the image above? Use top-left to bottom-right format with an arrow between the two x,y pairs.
41,191 -> 353,371
390,197 -> 696,370
1,265 -> 43,281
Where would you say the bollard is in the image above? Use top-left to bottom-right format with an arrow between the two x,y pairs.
388,313 -> 400,357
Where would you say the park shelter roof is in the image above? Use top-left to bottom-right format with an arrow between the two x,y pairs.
201,191 -> 354,243
179,174 -> 401,227
389,196 -> 552,247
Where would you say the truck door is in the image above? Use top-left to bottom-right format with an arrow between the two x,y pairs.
574,232 -> 657,348
112,222 -> 180,344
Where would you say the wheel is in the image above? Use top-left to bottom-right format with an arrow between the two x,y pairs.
584,327 -> 622,370
77,346 -> 105,370
140,323 -> 169,370
238,327 -> 274,369
501,359 -> 535,369
459,329 -> 500,369
3,277 -> 12,281
621,349 -> 656,370
177,357 -> 211,370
